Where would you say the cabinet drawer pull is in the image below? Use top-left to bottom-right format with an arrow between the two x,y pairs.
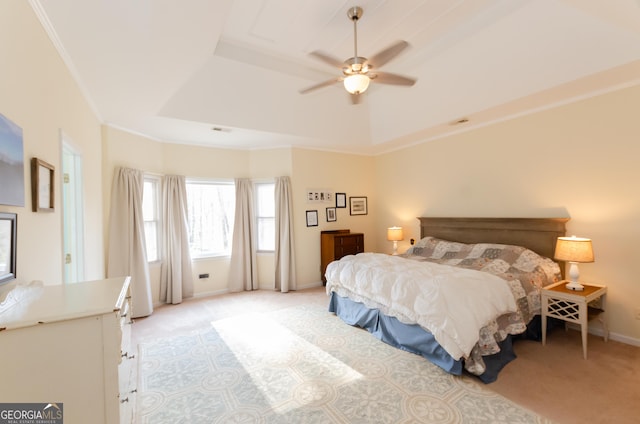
120,397 -> 129,404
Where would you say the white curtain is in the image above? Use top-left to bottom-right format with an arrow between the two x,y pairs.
275,176 -> 296,292
107,167 -> 153,318
160,175 -> 194,304
228,178 -> 257,291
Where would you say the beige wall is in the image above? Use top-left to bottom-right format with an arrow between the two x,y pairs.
291,148 -> 377,285
375,85 -> 640,344
0,1 -> 103,290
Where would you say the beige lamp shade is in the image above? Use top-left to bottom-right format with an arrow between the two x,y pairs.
554,236 -> 594,263
387,227 -> 404,242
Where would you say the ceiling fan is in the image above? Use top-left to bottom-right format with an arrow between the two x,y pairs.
300,6 -> 416,103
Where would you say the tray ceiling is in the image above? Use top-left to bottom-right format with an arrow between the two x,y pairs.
31,0 -> 640,154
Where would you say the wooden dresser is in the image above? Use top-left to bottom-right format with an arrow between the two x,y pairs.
0,277 -> 133,424
321,230 -> 364,284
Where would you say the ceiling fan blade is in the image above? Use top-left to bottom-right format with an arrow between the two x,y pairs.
367,40 -> 409,69
300,78 -> 342,94
371,72 -> 416,86
308,51 -> 344,69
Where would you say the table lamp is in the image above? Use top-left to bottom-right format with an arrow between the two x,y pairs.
387,227 -> 404,255
554,235 -> 594,291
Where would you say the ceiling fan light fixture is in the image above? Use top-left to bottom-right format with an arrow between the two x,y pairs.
344,74 -> 370,94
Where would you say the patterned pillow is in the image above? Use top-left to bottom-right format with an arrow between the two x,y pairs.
405,237 -> 560,284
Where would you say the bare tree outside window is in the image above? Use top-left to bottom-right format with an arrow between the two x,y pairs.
256,182 -> 275,251
186,181 -> 235,257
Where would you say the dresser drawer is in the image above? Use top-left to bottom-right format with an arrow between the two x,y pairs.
334,234 -> 364,257
119,296 -> 132,358
118,290 -> 135,423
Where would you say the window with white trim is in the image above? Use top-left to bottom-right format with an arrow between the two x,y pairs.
142,176 -> 161,262
256,182 -> 275,252
186,180 -> 235,258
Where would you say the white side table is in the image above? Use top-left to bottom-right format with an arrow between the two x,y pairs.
541,281 -> 608,359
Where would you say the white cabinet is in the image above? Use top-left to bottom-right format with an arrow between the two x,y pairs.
0,277 -> 132,424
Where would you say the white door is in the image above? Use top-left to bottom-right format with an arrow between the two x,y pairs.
61,137 -> 85,283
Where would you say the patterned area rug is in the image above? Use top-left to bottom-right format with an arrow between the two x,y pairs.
137,304 -> 551,423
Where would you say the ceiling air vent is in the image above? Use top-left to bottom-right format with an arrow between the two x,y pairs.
450,118 -> 469,126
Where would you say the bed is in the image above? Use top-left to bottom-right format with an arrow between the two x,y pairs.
326,217 -> 568,383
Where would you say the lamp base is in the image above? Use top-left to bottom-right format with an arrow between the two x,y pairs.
565,280 -> 584,291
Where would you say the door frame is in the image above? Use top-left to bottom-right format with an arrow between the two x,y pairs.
60,132 -> 85,283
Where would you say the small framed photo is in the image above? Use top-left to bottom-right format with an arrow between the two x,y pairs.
31,158 -> 55,212
306,210 -> 318,227
335,193 -> 347,208
349,196 -> 368,216
326,207 -> 337,222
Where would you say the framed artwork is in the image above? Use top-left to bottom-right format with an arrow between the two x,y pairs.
326,207 -> 337,222
31,158 -> 55,212
0,212 -> 17,285
335,192 -> 346,208
349,196 -> 368,215
306,210 -> 318,227
0,114 -> 25,207
306,189 -> 332,203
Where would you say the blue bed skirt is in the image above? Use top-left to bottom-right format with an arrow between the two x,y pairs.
328,292 -> 516,383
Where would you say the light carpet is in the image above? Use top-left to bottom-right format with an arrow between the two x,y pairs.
136,304 -> 552,423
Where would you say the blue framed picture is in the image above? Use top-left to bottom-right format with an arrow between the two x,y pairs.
0,114 -> 25,207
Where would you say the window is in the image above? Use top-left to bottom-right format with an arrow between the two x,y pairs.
186,180 -> 235,257
256,182 -> 275,251
142,177 -> 161,262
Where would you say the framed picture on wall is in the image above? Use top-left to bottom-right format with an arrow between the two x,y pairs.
326,207 -> 336,222
0,114 -> 25,207
335,192 -> 346,208
31,158 -> 55,212
306,210 -> 318,227
349,196 -> 368,215
0,212 -> 17,285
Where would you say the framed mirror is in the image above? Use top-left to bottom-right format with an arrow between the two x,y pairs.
0,212 -> 17,285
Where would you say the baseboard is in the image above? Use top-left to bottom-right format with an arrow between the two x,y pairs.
191,288 -> 230,299
566,323 -> 640,347
297,281 -> 324,290
603,330 -> 640,347
155,283 -> 322,307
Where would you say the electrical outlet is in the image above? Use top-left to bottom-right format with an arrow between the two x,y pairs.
635,308 -> 640,320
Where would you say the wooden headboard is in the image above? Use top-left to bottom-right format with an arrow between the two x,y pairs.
418,217 -> 569,261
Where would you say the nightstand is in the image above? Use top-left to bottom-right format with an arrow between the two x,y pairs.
541,281 -> 608,359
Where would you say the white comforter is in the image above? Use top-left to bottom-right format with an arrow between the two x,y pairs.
325,253 -> 518,360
